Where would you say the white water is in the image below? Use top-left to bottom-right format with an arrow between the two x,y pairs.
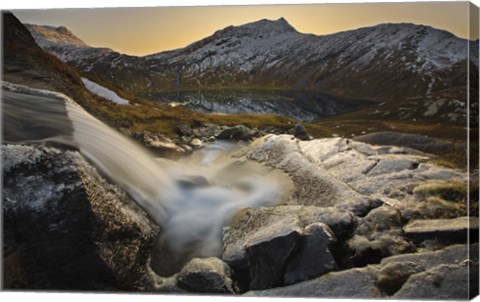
3,82 -> 291,267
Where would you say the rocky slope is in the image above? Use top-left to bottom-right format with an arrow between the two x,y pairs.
3,13 -> 86,100
3,133 -> 478,297
26,18 -> 478,103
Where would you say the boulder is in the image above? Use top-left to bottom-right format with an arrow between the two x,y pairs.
246,267 -> 383,298
2,144 -> 159,290
222,206 -> 357,291
375,261 -> 424,295
288,124 -> 311,141
216,125 -> 256,141
377,243 -> 478,297
245,221 -> 301,290
223,206 -> 355,269
189,138 -> 203,149
192,123 -> 222,138
177,258 -> 234,293
347,205 -> 415,266
222,208 -> 302,289
175,124 -> 193,137
133,131 -> 185,156
393,264 -> 478,300
283,223 -> 338,285
404,217 -> 479,247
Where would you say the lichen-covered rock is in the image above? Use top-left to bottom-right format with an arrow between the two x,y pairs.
246,267 -> 383,298
177,258 -> 234,293
404,217 -> 479,247
283,222 -> 338,285
392,264 -> 478,300
3,144 -> 160,290
375,261 -> 424,295
216,125 -> 257,141
380,243 -> 478,269
347,205 -> 415,266
375,243 -> 479,298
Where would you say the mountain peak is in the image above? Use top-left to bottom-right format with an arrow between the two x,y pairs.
213,17 -> 297,39
26,24 -> 88,48
243,17 -> 296,33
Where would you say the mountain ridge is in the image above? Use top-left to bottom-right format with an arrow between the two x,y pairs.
25,17 -> 478,104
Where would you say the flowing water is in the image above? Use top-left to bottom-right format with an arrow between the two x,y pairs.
2,82 -> 293,275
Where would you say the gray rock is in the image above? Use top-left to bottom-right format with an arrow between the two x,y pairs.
288,124 -> 311,141
175,124 -> 193,136
246,267 -> 383,298
177,258 -> 234,293
243,135 -> 369,208
189,138 -> 203,149
246,225 -> 301,290
381,243 -> 479,269
393,264 -> 478,300
222,206 -> 358,290
216,125 -> 256,141
283,223 -> 338,285
335,197 -> 384,217
348,205 -> 415,266
3,145 -> 159,290
222,208 -> 303,268
133,131 -> 185,156
404,217 -> 479,246
354,131 -> 462,155
375,261 -> 425,295
223,206 -> 355,270
176,175 -> 210,190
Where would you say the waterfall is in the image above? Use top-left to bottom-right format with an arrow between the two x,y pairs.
2,82 -> 292,273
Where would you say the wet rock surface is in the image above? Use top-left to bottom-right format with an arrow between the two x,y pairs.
3,144 -> 159,290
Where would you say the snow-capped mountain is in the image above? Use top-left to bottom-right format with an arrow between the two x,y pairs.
26,18 -> 478,103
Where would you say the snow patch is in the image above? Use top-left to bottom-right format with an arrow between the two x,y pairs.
81,78 -> 130,105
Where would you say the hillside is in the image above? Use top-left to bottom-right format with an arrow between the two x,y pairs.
26,18 -> 478,103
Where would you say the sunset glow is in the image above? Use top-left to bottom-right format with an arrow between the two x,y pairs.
14,2 -> 471,56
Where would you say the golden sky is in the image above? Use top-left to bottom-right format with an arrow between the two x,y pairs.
13,2 -> 473,56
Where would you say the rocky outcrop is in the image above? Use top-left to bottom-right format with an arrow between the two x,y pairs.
133,131 -> 187,156
246,267 -> 382,298
222,206 -> 354,291
216,125 -> 258,141
393,264 -> 477,300
247,244 -> 478,299
3,144 -> 160,290
283,222 -> 338,285
404,217 -> 479,247
354,131 -> 465,155
4,133 -> 475,299
287,123 -> 311,141
176,258 -> 234,293
241,135 -> 371,210
347,205 -> 415,266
